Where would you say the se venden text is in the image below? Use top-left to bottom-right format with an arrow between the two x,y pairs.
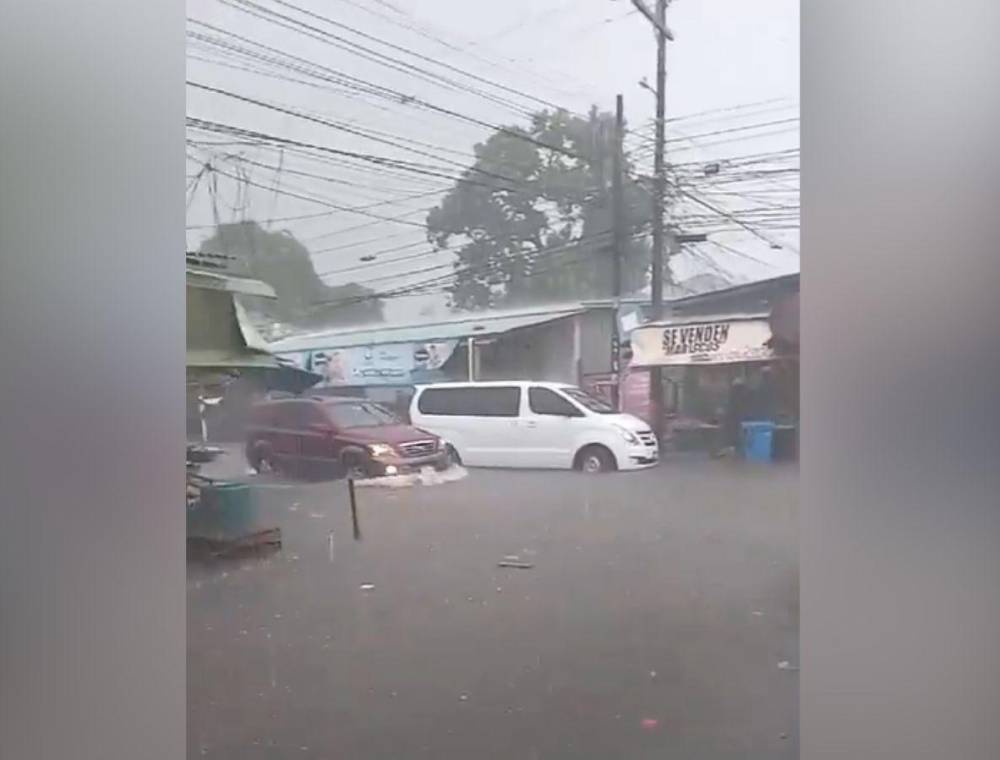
661,323 -> 731,355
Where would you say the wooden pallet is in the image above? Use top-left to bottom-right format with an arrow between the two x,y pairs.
187,527 -> 282,560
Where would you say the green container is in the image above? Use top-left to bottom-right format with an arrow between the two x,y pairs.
188,482 -> 259,541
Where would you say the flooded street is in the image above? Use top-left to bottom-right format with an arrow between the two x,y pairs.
189,459 -> 798,759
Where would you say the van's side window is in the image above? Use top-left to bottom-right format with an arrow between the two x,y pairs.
529,387 -> 583,417
418,387 -> 521,417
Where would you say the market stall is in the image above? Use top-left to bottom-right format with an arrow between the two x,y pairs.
627,312 -> 797,459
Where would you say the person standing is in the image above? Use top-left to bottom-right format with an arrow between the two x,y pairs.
716,376 -> 750,457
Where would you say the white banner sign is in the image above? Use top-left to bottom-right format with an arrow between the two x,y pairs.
277,340 -> 458,386
630,319 -> 774,366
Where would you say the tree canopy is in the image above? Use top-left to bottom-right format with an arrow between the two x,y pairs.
426,108 -> 653,310
198,221 -> 383,329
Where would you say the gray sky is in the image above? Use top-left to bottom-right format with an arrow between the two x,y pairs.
186,0 -> 799,322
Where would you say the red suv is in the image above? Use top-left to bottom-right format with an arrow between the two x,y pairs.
246,396 -> 449,479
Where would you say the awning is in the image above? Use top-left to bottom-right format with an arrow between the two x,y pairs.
186,354 -> 320,393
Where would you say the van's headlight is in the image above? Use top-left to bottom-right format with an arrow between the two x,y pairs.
613,425 -> 640,445
367,443 -> 395,457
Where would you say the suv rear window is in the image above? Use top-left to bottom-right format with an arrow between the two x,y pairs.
417,386 -> 520,417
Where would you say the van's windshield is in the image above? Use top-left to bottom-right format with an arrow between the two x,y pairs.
561,387 -> 617,414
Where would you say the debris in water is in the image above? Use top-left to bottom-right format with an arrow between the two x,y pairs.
641,718 -> 659,731
777,660 -> 799,671
649,670 -> 657,679
498,560 -> 534,569
780,733 -> 788,740
459,694 -> 469,701
309,512 -> 325,519
752,611 -> 764,617
360,583 -> 375,592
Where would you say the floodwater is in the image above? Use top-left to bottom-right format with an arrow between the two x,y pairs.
188,458 -> 798,759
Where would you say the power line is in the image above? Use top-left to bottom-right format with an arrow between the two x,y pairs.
187,18 -> 588,160
187,81 -> 524,187
266,0 -> 571,113
213,0 -> 539,119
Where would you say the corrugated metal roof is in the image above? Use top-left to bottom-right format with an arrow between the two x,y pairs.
636,311 -> 771,330
186,267 -> 277,299
268,304 -> 587,352
667,272 -> 799,307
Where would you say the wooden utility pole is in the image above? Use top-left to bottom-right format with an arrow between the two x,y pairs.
633,0 -> 671,440
610,94 -> 626,409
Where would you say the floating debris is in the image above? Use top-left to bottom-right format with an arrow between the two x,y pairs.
777,660 -> 799,671
360,583 -> 375,592
498,560 -> 534,569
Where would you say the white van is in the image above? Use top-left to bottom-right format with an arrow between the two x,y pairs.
409,381 -> 658,473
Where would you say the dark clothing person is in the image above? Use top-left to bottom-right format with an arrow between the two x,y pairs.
749,366 -> 779,421
722,379 -> 751,451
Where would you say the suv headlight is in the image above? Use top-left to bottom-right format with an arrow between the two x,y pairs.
613,425 -> 640,445
367,443 -> 395,457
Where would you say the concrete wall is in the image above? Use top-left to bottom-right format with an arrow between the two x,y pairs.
477,316 -> 578,383
578,308 -> 614,376
471,308 -> 619,385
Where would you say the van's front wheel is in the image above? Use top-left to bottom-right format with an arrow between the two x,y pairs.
575,445 -> 616,474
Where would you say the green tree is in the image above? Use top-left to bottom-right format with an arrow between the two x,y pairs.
199,221 -> 383,328
426,107 -> 652,310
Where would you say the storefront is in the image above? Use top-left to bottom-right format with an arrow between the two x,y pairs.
626,313 -> 794,451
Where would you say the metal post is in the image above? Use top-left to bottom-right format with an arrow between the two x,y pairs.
649,0 -> 669,441
198,399 -> 208,444
348,477 -> 361,541
466,336 -> 475,380
610,94 -> 625,410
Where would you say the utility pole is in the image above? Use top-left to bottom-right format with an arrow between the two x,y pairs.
610,94 -> 626,410
632,0 -> 671,440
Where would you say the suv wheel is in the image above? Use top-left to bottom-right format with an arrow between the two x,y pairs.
443,444 -> 461,467
342,454 -> 369,481
251,445 -> 279,475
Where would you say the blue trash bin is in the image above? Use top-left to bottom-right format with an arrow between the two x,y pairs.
741,421 -> 776,463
